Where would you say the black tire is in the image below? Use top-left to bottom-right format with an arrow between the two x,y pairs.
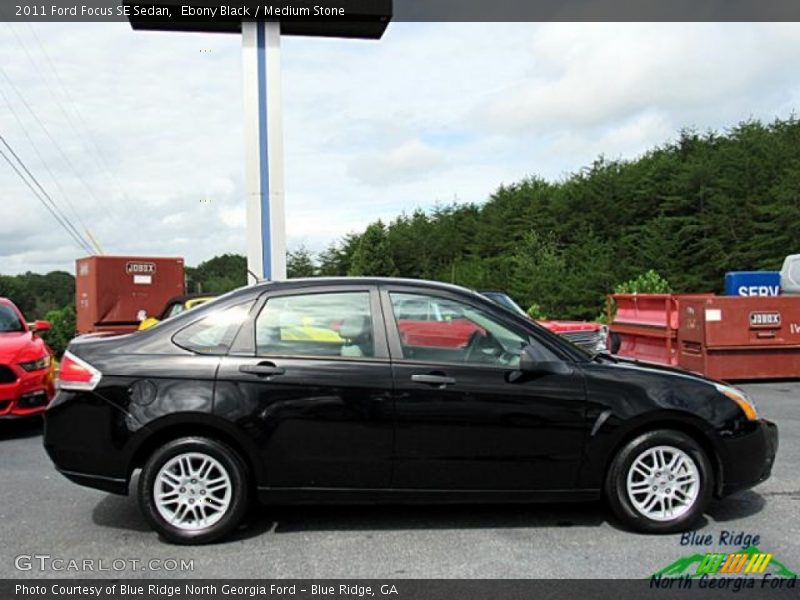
605,429 -> 713,534
138,436 -> 250,544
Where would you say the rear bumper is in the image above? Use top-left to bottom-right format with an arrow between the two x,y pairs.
43,390 -> 133,494
0,367 -> 54,418
720,419 -> 778,496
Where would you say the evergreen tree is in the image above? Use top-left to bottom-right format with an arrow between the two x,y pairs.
348,221 -> 397,277
287,246 -> 317,278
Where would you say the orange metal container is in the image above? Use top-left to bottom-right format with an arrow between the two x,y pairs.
678,296 -> 800,381
75,256 -> 185,334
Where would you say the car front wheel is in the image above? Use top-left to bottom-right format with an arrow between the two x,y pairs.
605,429 -> 713,533
138,437 -> 249,544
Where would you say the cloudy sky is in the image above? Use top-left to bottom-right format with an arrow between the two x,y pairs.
1,22 -> 800,275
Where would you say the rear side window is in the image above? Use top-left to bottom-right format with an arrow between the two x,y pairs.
173,303 -> 251,355
255,292 -> 374,358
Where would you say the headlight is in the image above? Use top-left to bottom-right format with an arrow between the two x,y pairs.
19,355 -> 51,372
715,383 -> 758,421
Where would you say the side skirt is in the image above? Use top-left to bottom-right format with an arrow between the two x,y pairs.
256,487 -> 601,505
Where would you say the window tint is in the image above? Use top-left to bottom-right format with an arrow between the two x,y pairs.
173,303 -> 250,355
389,293 -> 532,367
256,292 -> 374,358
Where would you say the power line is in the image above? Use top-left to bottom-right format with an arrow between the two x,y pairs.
0,66 -> 110,233
21,23 -> 122,193
0,133 -> 94,254
0,142 -> 94,254
0,85 -> 101,254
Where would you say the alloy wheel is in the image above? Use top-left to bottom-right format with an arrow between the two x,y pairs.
153,452 -> 232,531
625,445 -> 700,522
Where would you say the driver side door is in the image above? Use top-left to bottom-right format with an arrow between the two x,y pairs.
382,287 -> 589,492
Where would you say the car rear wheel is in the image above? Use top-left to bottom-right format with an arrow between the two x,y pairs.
605,429 -> 712,533
138,437 -> 249,544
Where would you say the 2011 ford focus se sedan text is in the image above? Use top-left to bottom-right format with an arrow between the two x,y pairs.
43,278 -> 778,544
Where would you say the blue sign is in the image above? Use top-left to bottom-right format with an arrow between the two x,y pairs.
724,271 -> 781,297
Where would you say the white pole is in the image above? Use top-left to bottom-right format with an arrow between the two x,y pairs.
242,20 -> 287,283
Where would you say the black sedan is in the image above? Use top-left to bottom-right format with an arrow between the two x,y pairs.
44,278 -> 778,544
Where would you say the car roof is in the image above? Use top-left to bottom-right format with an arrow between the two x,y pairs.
244,277 -> 478,297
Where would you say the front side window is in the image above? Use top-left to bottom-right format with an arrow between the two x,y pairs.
256,292 -> 374,358
389,293 -> 530,367
173,303 -> 251,355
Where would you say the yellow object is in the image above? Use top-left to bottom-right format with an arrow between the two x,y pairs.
138,296 -> 215,331
280,318 -> 343,342
185,298 -> 210,310
138,317 -> 161,331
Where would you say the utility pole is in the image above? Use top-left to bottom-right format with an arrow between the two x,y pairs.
126,1 -> 392,283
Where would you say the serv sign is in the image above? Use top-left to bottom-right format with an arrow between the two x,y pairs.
724,272 -> 781,297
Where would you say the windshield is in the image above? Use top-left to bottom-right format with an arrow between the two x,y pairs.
0,305 -> 25,333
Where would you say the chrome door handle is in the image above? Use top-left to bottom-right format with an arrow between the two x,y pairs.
411,374 -> 456,386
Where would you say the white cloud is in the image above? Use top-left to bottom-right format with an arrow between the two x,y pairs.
348,139 -> 447,185
1,22 -> 800,275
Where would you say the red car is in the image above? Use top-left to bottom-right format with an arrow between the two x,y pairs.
0,298 -> 56,418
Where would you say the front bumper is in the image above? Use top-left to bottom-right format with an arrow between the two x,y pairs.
720,419 -> 778,496
0,365 -> 55,418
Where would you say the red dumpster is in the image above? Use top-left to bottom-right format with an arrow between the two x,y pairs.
678,296 -> 800,381
76,256 -> 185,334
609,293 -> 713,366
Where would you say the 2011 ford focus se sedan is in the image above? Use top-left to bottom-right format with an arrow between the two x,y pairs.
44,278 -> 778,544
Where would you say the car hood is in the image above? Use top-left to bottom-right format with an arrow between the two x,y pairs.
538,320 -> 601,333
0,331 -> 40,362
592,353 -> 719,386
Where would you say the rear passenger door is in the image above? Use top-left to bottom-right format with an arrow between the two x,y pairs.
216,286 -> 395,489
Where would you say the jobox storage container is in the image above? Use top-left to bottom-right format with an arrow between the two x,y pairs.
678,296 -> 800,381
76,256 -> 185,334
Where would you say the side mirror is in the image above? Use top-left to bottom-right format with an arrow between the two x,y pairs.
30,320 -> 52,333
518,344 -> 571,376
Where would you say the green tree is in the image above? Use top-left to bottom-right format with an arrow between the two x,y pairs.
287,246 -> 317,278
186,253 -> 247,293
348,222 -> 397,277
0,271 -> 75,319
317,234 -> 359,276
615,270 -> 672,294
42,304 -> 76,357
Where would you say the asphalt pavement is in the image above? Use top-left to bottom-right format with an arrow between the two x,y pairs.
0,382 -> 797,579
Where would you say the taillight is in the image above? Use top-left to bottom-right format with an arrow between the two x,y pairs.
58,351 -> 102,391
